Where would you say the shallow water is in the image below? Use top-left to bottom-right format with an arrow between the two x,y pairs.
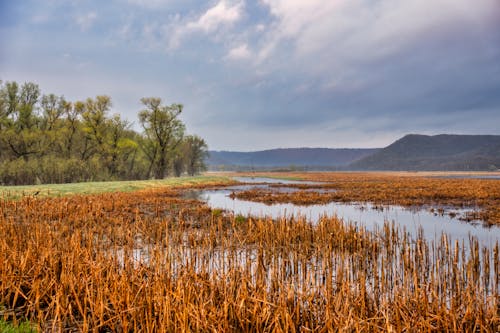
192,179 -> 500,248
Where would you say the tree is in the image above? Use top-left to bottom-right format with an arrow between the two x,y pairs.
0,80 -> 208,185
139,98 -> 185,179
0,82 -> 43,160
5,81 -> 19,119
0,81 -> 6,123
41,94 -> 65,131
105,114 -> 138,178
183,135 -> 208,176
58,100 -> 81,158
82,96 -> 111,148
17,82 -> 40,130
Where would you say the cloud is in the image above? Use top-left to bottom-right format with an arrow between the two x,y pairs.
226,43 -> 251,61
254,0 -> 500,70
167,0 -> 243,48
127,0 -> 170,9
186,0 -> 243,33
75,12 -> 97,31
3,0 -> 500,150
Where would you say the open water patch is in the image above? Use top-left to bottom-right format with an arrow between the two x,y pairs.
188,179 -> 500,249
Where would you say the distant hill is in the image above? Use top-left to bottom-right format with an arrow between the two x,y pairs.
349,134 -> 500,171
208,148 -> 378,170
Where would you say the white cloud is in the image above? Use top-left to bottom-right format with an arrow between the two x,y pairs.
165,1 -> 243,49
226,43 -> 251,61
251,0 -> 500,85
75,12 -> 97,31
186,0 -> 243,33
254,24 -> 266,33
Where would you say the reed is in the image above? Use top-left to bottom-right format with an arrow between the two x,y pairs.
228,172 -> 500,225
0,175 -> 499,331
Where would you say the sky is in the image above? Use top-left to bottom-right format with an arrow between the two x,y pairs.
1,0 -> 500,151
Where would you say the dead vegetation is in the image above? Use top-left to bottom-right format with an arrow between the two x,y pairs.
1,177 -> 499,331
228,172 -> 500,225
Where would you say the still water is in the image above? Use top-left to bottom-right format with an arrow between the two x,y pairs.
192,177 -> 500,248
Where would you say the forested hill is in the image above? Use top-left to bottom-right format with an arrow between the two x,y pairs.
349,134 -> 500,171
208,148 -> 378,170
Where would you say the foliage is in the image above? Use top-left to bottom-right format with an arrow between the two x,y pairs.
138,98 -> 185,179
0,81 -> 208,185
0,320 -> 36,333
183,135 -> 208,176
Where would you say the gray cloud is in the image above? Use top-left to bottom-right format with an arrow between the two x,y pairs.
1,0 -> 499,150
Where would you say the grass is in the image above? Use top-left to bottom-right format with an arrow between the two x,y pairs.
0,320 -> 36,333
0,175 -> 233,200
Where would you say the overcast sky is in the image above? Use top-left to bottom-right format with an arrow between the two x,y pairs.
1,0 -> 499,151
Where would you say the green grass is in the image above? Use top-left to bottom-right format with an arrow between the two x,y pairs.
0,320 -> 36,333
0,175 -> 232,200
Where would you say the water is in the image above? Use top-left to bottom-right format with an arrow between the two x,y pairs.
192,178 -> 500,248
112,176 -> 499,296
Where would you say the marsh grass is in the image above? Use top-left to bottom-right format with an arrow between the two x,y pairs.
0,186 -> 498,331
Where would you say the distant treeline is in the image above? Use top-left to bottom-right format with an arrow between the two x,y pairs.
0,80 -> 208,185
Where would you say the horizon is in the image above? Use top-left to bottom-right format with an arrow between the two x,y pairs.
1,1 -> 499,150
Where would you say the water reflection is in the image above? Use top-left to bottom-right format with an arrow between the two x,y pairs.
189,181 -> 500,248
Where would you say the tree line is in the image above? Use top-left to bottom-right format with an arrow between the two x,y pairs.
0,80 -> 208,185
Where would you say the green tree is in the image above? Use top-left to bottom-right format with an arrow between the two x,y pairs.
0,82 -> 43,161
139,98 -> 185,179
5,81 -> 19,119
0,80 -> 208,185
105,114 -> 139,178
17,82 -> 40,130
0,81 -> 7,127
41,94 -> 65,131
183,135 -> 208,176
82,96 -> 111,149
0,81 -> 8,161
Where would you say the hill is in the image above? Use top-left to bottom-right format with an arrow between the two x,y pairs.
349,134 -> 500,171
208,148 -> 378,170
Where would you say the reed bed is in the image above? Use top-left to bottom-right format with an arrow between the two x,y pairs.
1,184 -> 499,332
228,172 -> 500,225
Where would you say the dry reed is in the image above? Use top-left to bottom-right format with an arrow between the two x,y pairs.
0,179 -> 499,331
228,172 -> 500,225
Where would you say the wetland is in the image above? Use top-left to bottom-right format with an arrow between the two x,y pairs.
1,172 -> 499,331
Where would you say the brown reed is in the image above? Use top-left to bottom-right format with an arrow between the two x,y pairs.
227,171 -> 500,225
0,179 -> 499,331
